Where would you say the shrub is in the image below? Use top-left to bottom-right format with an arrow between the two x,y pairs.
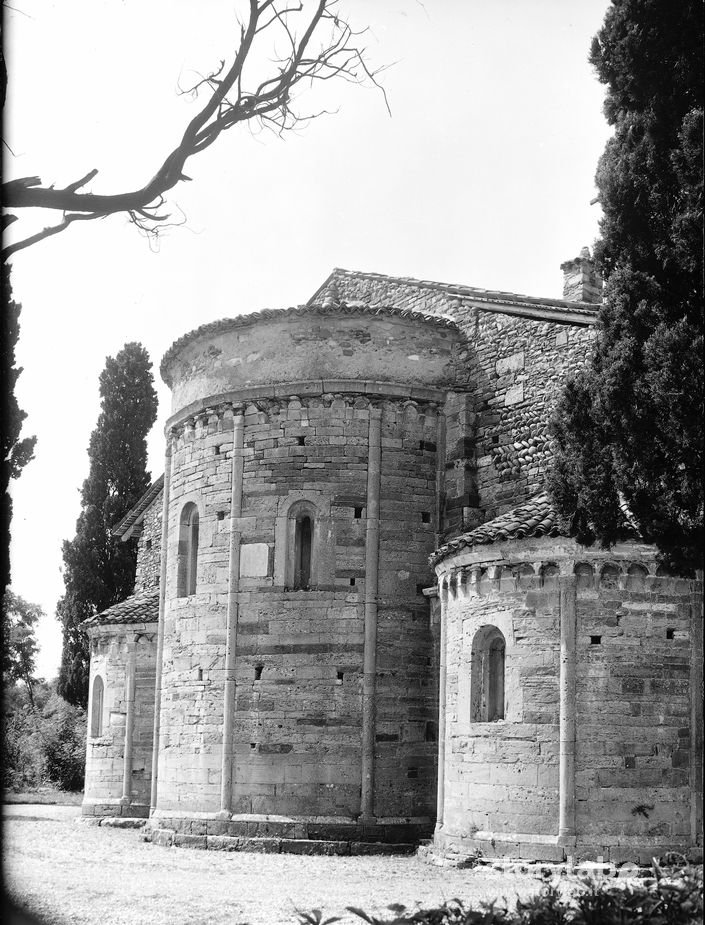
297,867 -> 703,924
41,693 -> 86,791
1,707 -> 45,790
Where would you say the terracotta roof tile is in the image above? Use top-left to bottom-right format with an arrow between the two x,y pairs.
308,268 -> 600,326
111,476 -> 164,540
430,491 -> 565,566
81,590 -> 159,629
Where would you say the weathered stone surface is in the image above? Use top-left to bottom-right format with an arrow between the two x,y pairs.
99,817 -> 147,829
81,273 -> 701,864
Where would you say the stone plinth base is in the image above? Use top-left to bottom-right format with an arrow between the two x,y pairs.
433,828 -> 700,866
145,813 -> 433,850
148,829 -> 417,854
81,799 -> 150,819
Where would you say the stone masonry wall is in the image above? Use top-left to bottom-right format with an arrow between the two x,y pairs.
84,626 -> 156,816
439,547 -> 561,852
574,554 -> 701,861
158,414 -> 234,812
133,492 -> 163,593
434,536 -> 703,862
327,275 -> 595,527
158,389 -> 445,822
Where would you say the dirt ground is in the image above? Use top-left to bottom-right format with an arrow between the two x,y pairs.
2,803 -> 548,925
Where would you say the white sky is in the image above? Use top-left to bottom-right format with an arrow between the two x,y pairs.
5,0 -> 611,680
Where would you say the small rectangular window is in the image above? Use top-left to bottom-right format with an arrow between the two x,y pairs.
590,635 -> 602,645
145,539 -> 152,551
217,511 -> 225,521
353,507 -> 363,519
254,665 -> 263,680
421,511 -> 431,523
297,436 -> 305,446
336,671 -> 344,683
666,628 -> 675,640
349,577 -> 356,587
407,766 -> 419,779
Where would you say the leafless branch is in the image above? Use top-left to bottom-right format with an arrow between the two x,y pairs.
3,0 -> 387,258
2,212 -> 105,260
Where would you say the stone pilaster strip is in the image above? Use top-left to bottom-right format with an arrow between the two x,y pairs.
436,575 -> 449,829
219,408 -> 245,814
558,574 -> 577,841
121,641 -> 136,806
361,406 -> 382,820
150,430 -> 174,812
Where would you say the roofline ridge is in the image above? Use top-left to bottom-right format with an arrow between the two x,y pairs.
322,267 -> 600,314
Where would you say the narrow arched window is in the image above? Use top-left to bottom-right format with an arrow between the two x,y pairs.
91,675 -> 104,737
177,502 -> 199,596
471,626 -> 506,722
487,636 -> 505,721
294,514 -> 313,590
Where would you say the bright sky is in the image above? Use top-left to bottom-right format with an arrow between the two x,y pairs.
5,0 -> 611,680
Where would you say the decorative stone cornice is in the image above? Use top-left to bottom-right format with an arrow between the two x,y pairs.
165,381 -> 450,432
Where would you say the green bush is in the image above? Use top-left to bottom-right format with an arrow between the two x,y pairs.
41,693 -> 86,791
2,683 -> 86,792
298,867 -> 703,924
1,708 -> 45,790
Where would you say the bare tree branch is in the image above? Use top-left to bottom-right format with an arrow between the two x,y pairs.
2,1 -> 387,258
2,213 -> 105,260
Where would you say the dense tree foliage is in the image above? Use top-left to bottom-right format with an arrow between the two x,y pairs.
2,680 -> 86,792
57,343 -> 158,707
549,0 -> 703,572
1,267 -> 37,596
2,590 -> 42,708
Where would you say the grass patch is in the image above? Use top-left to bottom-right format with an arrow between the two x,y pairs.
4,814 -> 543,925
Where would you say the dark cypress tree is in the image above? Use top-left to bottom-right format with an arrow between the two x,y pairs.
549,0 -> 704,573
1,266 -> 37,597
57,343 -> 158,706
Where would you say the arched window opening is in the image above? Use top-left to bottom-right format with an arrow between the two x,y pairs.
91,675 -> 104,737
177,502 -> 199,597
487,636 -> 506,721
471,626 -> 506,722
294,514 -> 313,590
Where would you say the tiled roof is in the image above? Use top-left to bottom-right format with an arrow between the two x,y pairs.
160,303 -> 459,386
81,590 -> 159,629
430,491 -> 565,566
111,476 -> 164,540
308,268 -> 600,327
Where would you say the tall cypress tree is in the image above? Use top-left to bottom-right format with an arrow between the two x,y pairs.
1,266 -> 37,596
57,343 -> 158,707
549,0 -> 704,573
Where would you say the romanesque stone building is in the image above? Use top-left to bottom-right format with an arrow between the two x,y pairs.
82,252 -> 703,863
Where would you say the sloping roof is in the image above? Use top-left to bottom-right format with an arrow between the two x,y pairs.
308,268 -> 600,327
160,303 -> 459,386
111,475 -> 164,540
81,590 -> 159,629
430,491 -> 565,566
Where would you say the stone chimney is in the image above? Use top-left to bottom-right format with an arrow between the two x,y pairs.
560,246 -> 603,303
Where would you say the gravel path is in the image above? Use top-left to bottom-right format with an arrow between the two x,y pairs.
3,807 -> 547,925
